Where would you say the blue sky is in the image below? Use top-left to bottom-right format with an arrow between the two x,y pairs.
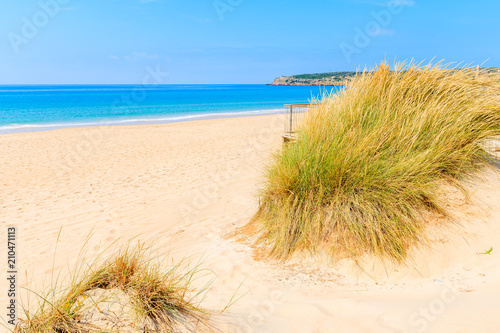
0,0 -> 498,84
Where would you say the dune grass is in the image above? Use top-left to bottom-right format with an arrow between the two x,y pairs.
15,244 -> 215,332
247,61 -> 500,262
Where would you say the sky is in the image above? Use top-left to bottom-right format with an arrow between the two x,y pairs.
0,0 -> 499,84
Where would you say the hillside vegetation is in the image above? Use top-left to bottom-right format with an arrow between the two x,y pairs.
269,67 -> 500,86
269,72 -> 357,86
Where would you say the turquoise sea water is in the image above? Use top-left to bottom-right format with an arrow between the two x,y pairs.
0,84 -> 339,134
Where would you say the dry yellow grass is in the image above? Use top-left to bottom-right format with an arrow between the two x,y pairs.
14,244 -> 216,332
247,61 -> 500,262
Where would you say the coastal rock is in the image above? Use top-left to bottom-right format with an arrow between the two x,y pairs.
268,73 -> 355,86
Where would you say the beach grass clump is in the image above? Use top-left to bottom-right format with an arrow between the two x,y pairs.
248,61 -> 500,262
15,245 -> 214,332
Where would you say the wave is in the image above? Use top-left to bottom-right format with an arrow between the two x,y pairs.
0,109 -> 283,134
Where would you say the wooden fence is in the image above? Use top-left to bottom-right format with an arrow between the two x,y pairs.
282,103 -> 316,142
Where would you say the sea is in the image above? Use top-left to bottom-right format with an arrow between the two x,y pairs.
0,84 -> 339,134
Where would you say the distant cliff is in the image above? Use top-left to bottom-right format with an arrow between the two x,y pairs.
269,72 -> 357,86
269,68 -> 500,86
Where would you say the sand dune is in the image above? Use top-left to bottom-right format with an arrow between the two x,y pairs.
1,114 -> 500,332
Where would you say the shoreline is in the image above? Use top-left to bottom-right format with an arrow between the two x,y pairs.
0,108 -> 284,135
2,114 -> 500,332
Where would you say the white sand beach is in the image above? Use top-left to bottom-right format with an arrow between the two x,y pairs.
1,114 -> 500,332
